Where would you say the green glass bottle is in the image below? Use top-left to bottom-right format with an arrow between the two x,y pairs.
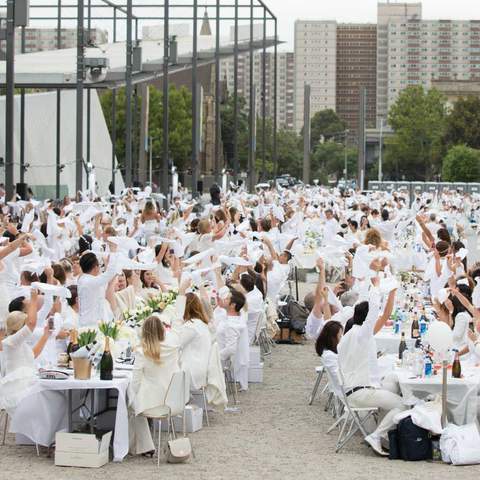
100,337 -> 113,381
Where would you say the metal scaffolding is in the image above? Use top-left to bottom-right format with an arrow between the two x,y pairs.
0,0 -> 280,199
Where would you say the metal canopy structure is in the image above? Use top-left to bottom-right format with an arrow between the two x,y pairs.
0,0 -> 280,199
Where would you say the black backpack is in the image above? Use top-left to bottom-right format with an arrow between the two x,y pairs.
277,295 -> 309,334
388,417 -> 432,461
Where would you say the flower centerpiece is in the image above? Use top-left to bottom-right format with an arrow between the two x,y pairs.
304,230 -> 322,254
77,329 -> 97,348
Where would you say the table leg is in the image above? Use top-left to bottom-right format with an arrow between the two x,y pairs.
90,389 -> 95,434
67,390 -> 73,432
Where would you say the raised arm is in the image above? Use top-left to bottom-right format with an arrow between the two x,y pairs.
374,288 -> 397,335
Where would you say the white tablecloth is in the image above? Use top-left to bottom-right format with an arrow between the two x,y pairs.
12,373 -> 131,462
375,330 -> 415,355
395,367 -> 479,425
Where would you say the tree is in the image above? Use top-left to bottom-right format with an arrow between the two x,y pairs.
254,118 -> 303,180
220,94 -> 249,171
445,96 -> 480,149
384,86 -> 447,180
311,141 -> 357,183
442,145 -> 480,182
100,84 -> 192,174
309,109 -> 347,151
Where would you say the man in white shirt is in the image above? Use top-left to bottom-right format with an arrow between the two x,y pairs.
323,209 -> 339,243
338,280 -> 405,456
77,246 -> 119,328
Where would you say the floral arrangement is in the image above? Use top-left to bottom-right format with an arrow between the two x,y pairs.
304,230 -> 323,253
123,305 -> 154,328
98,321 -> 120,340
78,329 -> 97,348
146,290 -> 178,313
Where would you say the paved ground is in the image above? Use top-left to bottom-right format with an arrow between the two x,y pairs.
2,338 -> 480,480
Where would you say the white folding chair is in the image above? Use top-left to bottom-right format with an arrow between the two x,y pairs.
1,409 -> 9,446
223,358 -> 238,406
308,365 -> 325,405
330,366 -> 378,453
254,310 -> 271,356
141,371 -> 191,467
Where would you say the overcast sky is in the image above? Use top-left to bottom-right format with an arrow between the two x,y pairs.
25,1 -> 480,51
275,0 -> 480,50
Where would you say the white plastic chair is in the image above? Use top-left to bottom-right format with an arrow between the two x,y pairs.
142,371 -> 191,467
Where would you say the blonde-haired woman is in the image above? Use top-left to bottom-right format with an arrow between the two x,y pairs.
0,290 -> 66,449
173,292 -> 212,386
128,314 -> 181,456
0,291 -> 50,413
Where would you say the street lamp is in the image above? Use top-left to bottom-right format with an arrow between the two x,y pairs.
379,119 -> 385,182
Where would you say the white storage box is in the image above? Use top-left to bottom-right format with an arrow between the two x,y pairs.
248,362 -> 264,383
249,346 -> 261,366
161,405 -> 203,433
55,431 -> 112,468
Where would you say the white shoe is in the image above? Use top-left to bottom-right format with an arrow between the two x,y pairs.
365,434 -> 388,457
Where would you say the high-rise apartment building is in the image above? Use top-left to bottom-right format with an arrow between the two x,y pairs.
4,27 -> 108,54
294,20 -> 337,132
221,51 -> 295,130
336,24 -> 377,133
386,19 -> 480,113
376,2 -> 422,126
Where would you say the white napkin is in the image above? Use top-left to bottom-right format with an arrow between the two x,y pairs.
31,282 -> 72,299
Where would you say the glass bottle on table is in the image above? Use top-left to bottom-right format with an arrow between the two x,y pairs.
398,332 -> 407,360
411,313 -> 420,340
66,329 -> 79,367
452,350 -> 462,379
100,337 -> 114,381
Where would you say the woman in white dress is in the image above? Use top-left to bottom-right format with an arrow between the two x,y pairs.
0,234 -> 32,322
0,291 -> 49,412
128,314 -> 181,456
173,291 -> 212,391
315,320 -> 343,385
1,290 -> 67,447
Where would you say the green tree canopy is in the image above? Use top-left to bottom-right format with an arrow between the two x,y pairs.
220,94 -> 249,171
311,141 -> 357,184
100,84 -> 192,174
309,109 -> 347,152
444,96 -> 480,150
384,85 -> 447,180
442,144 -> 480,182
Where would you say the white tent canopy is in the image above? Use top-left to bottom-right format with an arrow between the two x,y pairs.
0,90 -> 124,198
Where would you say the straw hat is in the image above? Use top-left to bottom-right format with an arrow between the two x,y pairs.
6,311 -> 27,335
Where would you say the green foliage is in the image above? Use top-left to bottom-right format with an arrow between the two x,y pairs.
99,322 -> 120,340
444,96 -> 480,150
100,85 -> 192,173
220,94 -> 249,170
384,86 -> 447,180
78,330 -> 97,348
311,142 -> 357,183
442,144 -> 480,182
309,109 -> 347,151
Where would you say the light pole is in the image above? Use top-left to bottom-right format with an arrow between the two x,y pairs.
379,119 -> 384,182
344,129 -> 349,181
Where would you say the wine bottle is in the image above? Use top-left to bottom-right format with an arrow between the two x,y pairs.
398,332 -> 407,360
411,314 -> 420,339
452,350 -> 462,379
66,329 -> 79,367
100,337 -> 114,381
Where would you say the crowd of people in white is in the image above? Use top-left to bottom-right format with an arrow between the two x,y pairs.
0,182 -> 479,460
